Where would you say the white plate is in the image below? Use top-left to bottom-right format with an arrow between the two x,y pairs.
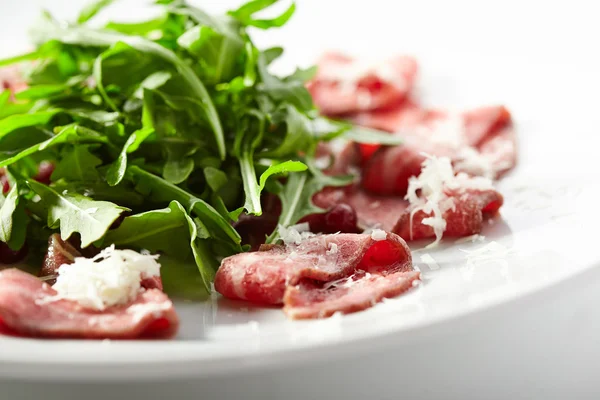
2,1 -> 600,399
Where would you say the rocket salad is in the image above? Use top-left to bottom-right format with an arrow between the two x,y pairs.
0,0 -> 398,297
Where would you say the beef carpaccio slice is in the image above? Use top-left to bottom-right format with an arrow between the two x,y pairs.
357,105 -> 517,196
214,232 -> 420,319
392,188 -> 504,241
307,52 -> 418,115
0,269 -> 178,339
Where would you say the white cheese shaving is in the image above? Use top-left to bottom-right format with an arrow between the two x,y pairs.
419,253 -> 440,270
278,223 -> 315,245
453,146 -> 495,179
405,155 -> 494,248
370,229 -> 387,241
50,246 -> 161,311
326,242 -> 338,255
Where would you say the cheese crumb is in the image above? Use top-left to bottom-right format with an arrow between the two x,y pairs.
278,223 -> 315,245
405,154 -> 494,248
419,253 -> 440,270
50,246 -> 161,311
370,229 -> 387,241
326,242 -> 338,255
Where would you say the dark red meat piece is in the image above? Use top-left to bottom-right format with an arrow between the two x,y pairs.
308,52 -> 418,115
214,232 -> 419,319
392,188 -> 504,241
356,105 -> 516,196
0,269 -> 179,339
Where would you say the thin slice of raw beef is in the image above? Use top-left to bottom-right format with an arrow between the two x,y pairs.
214,232 -> 419,319
393,188 -> 504,241
0,269 -> 179,339
357,105 -> 516,195
308,52 -> 418,115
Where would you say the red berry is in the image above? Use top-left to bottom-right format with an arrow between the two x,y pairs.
34,161 -> 55,185
0,242 -> 28,265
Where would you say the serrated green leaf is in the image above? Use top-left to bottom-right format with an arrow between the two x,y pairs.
27,179 -> 128,247
51,145 -> 102,182
77,0 -> 115,24
0,124 -> 110,168
106,127 -> 154,186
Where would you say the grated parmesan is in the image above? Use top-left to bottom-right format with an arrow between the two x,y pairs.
50,245 -> 161,311
406,155 -> 494,248
419,253 -> 440,270
370,229 -> 387,241
278,223 -> 315,245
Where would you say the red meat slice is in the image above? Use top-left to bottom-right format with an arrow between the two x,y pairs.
308,52 -> 418,115
214,233 -> 419,319
357,105 -> 516,196
392,188 -> 504,241
313,185 -> 408,232
284,269 -> 420,319
0,269 -> 179,339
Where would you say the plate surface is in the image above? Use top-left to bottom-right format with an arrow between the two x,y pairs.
1,1 -> 600,399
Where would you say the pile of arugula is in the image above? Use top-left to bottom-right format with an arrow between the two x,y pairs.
0,0 -> 400,297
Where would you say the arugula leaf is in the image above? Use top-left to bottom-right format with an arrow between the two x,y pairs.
342,125 -> 403,145
158,254 -> 210,300
266,165 -> 353,243
104,200 -> 192,257
106,127 -> 154,186
0,124 -> 110,167
51,145 -> 102,182
27,180 -> 128,247
257,50 -> 314,111
77,0 -> 115,24
229,0 -> 296,29
36,22 -> 226,159
0,111 -> 61,139
162,142 -> 196,184
104,201 -> 216,291
127,166 -> 241,246
0,182 -> 28,250
0,91 -> 11,109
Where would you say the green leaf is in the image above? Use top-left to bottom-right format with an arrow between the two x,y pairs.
0,50 -> 45,68
106,127 -> 154,186
104,201 -> 191,256
104,200 -> 216,291
0,124 -> 110,168
37,22 -> 226,159
342,125 -> 403,145
77,0 -> 115,24
0,182 -> 28,250
51,145 -> 102,182
0,91 -> 11,109
257,51 -> 314,111
258,160 -> 307,191
27,179 -> 128,247
177,24 -> 243,84
203,167 -> 228,192
262,105 -> 314,158
127,166 -> 241,246
229,0 -> 296,29
0,111 -> 61,139
266,166 -> 352,243
158,254 -> 209,300
162,143 -> 196,184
